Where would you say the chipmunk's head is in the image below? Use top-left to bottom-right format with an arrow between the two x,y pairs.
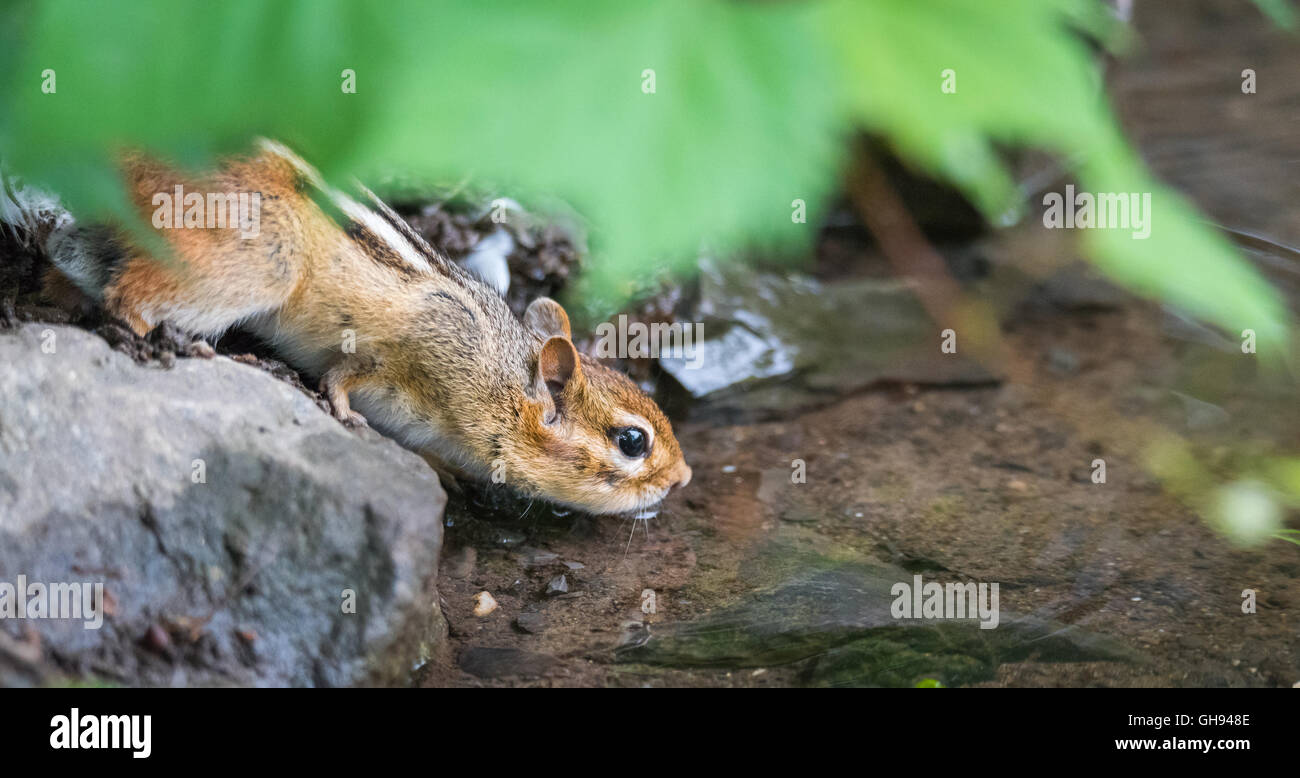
508,298 -> 692,517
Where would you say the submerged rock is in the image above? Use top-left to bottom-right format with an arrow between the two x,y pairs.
659,263 -> 1000,419
458,646 -> 557,679
546,575 -> 569,596
0,324 -> 447,687
513,610 -> 546,635
616,561 -> 1140,687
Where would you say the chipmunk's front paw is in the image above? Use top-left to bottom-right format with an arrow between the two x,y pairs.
325,396 -> 367,429
339,409 -> 369,429
319,371 -> 368,429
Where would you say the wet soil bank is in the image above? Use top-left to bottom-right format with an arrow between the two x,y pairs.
425,285 -> 1298,687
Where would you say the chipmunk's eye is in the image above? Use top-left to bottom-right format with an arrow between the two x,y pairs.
613,426 -> 648,458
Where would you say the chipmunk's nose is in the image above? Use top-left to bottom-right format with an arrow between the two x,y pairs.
671,463 -> 692,491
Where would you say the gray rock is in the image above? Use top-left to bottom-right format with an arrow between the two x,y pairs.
616,561 -> 1142,687
0,324 -> 447,687
659,262 -> 1000,419
516,547 -> 560,567
513,610 -> 546,634
1032,263 -> 1128,311
458,646 -> 556,678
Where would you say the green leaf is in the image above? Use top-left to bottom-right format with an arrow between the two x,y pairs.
1076,137 -> 1291,348
1252,0 -> 1297,29
1,0 -> 842,312
819,0 -> 1290,349
0,0 -> 1291,341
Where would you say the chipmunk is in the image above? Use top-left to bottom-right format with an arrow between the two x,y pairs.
6,140 -> 691,517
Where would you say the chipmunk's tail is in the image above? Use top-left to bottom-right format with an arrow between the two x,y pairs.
0,170 -> 122,301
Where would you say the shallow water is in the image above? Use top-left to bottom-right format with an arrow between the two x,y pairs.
428,283 -> 1297,687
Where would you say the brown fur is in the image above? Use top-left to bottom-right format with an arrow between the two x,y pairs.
55,142 -> 691,516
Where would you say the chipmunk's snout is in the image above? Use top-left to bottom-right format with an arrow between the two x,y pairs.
669,463 -> 692,493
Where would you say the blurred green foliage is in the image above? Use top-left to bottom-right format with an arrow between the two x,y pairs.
1148,437 -> 1300,547
1253,0 -> 1298,28
0,0 -> 1292,340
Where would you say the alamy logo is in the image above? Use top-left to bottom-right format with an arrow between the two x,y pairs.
1042,184 -> 1151,239
50,708 -> 151,759
0,575 -> 104,629
593,314 -> 703,368
891,574 -> 1000,629
151,185 -> 262,238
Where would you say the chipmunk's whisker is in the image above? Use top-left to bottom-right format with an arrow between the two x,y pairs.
622,510 -> 656,557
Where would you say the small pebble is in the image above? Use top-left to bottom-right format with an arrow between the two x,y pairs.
721,465 -> 737,474
473,591 -> 498,617
546,575 -> 569,595
515,611 -> 546,634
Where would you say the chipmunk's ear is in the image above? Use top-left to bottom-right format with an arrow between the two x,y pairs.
525,297 -> 571,340
538,335 -> 580,395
